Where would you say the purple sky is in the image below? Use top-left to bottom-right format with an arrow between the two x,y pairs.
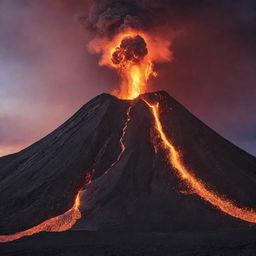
0,0 -> 256,156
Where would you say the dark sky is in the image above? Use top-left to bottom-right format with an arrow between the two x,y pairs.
0,0 -> 255,156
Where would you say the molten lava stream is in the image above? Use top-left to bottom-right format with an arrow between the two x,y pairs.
104,104 -> 132,174
0,191 -> 82,243
144,99 -> 256,223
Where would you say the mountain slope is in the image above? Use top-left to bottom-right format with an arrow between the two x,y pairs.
0,94 -> 130,234
0,91 -> 256,237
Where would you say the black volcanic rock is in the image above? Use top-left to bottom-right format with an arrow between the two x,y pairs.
0,94 -> 130,234
0,91 -> 256,237
1,229 -> 256,256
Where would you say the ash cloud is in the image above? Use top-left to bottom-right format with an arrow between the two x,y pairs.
1,0 -> 256,157
82,0 -> 256,157
112,35 -> 148,65
82,0 -> 152,37
82,0 -> 212,38
83,0 -> 256,40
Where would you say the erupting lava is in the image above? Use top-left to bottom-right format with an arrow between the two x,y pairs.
143,100 -> 256,224
1,28 -> 256,245
110,34 -> 155,99
97,30 -> 256,223
89,30 -> 172,99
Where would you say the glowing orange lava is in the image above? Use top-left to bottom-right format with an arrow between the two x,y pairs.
89,29 -> 171,99
0,192 -> 82,243
1,28 -> 255,244
105,105 -> 132,174
144,99 -> 256,223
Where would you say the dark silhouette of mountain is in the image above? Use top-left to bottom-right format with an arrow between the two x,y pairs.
0,91 -> 256,255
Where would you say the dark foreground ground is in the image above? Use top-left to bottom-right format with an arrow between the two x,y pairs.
1,228 -> 256,256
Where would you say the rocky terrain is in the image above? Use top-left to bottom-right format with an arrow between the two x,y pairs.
0,91 -> 256,255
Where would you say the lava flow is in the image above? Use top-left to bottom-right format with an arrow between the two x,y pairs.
96,30 -> 256,223
143,100 -> 256,223
0,191 -> 82,243
104,104 -> 132,175
2,28 -> 256,244
0,105 -> 132,243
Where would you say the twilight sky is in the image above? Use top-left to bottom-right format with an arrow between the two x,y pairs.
0,0 -> 256,156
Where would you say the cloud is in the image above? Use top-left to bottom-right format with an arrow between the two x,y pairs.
0,0 -> 114,155
0,0 -> 256,156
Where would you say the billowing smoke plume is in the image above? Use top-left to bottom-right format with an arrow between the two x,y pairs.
1,0 -> 256,157
82,0 -> 152,37
83,0 -> 173,99
81,0 -> 175,70
82,0 -> 200,39
112,35 -> 148,65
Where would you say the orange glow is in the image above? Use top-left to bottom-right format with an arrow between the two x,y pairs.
89,29 -> 171,99
0,172 -> 94,243
0,145 -> 25,157
0,192 -> 82,243
144,99 -> 256,223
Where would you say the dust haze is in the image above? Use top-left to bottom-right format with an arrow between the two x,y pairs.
0,0 -> 256,156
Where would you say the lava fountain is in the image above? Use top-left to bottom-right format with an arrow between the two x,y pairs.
1,28 -> 256,244
92,29 -> 256,223
110,34 -> 155,99
89,29 -> 172,99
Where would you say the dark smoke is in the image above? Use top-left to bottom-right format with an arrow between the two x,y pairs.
112,35 -> 148,65
1,0 -> 256,157
81,0 -> 152,37
82,0 -> 207,38
82,0 -> 256,157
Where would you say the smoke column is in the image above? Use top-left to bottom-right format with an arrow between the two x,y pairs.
82,0 -> 172,98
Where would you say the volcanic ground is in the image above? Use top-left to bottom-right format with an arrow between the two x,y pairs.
0,91 -> 256,255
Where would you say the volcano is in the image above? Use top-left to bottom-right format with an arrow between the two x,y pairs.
0,91 -> 256,254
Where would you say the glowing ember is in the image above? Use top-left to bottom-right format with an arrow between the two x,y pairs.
89,29 -> 172,99
143,99 -> 256,224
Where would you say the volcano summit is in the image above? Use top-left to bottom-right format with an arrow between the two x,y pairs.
0,91 -> 256,251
